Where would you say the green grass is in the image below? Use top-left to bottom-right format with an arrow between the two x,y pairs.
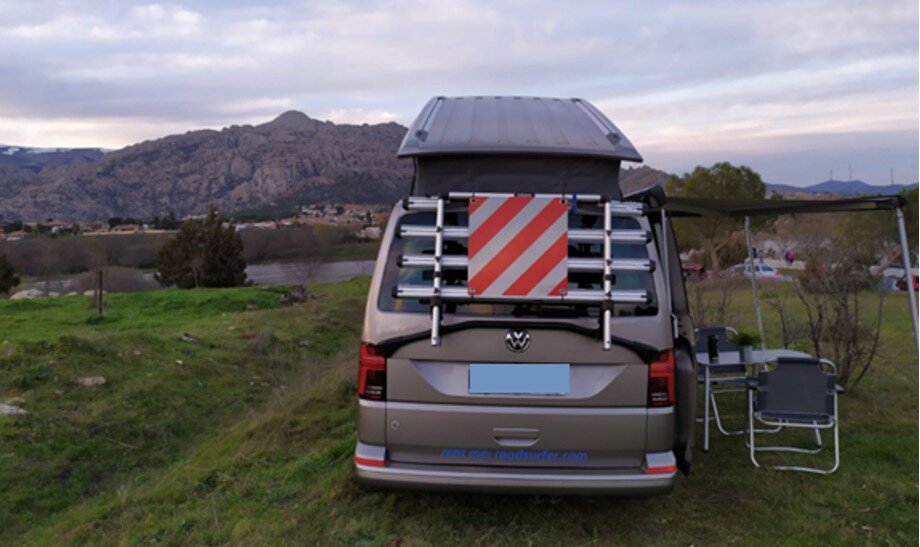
0,279 -> 367,543
0,286 -> 290,342
1,279 -> 916,545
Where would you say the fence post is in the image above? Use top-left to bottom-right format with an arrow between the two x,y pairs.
96,268 -> 105,317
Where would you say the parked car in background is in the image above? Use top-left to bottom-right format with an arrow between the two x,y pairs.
726,262 -> 791,281
896,273 -> 919,291
878,265 -> 918,291
881,266 -> 907,279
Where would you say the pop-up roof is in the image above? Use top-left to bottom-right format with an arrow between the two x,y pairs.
399,97 -> 642,198
398,96 -> 642,161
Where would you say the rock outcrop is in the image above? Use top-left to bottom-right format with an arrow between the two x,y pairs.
0,112 -> 413,221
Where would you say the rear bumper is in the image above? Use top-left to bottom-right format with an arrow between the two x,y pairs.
355,443 -> 677,495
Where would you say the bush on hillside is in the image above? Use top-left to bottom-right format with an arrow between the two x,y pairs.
155,211 -> 247,289
0,253 -> 21,295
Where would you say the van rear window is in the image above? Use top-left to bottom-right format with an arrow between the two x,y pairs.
377,211 -> 659,319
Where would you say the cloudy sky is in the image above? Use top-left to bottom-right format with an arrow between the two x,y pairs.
0,0 -> 917,185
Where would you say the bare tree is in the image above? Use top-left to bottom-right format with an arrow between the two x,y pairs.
762,288 -> 804,349
687,276 -> 740,328
793,243 -> 886,390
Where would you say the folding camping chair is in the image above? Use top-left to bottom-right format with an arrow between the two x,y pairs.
747,357 -> 840,474
696,326 -> 747,437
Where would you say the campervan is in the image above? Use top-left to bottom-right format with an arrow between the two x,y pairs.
354,96 -> 696,494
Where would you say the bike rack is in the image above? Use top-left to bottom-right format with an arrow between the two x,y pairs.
396,192 -> 654,349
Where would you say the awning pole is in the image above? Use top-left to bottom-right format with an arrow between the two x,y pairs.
896,207 -> 919,348
745,216 -> 766,349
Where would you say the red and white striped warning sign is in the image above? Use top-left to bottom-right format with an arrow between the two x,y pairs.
467,196 -> 568,297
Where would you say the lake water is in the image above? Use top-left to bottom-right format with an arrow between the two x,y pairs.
20,260 -> 376,295
245,260 -> 375,286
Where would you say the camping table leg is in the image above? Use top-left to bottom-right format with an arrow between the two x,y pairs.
703,365 -> 711,452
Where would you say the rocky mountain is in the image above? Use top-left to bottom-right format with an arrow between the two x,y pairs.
0,145 -> 106,176
0,115 -> 681,222
766,179 -> 917,195
618,168 -> 917,197
3,113 -> 913,222
0,112 -> 412,222
619,165 -> 670,194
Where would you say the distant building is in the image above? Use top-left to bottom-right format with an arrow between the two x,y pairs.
81,221 -> 109,234
44,219 -> 69,234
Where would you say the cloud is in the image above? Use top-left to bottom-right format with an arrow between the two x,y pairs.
0,0 -> 915,184
130,4 -> 202,36
320,108 -> 404,125
131,4 -> 167,21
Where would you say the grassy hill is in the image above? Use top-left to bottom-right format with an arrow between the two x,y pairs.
0,279 -> 916,544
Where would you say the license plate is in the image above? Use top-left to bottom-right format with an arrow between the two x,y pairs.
469,364 -> 570,395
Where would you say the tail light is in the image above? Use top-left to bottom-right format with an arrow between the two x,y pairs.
354,454 -> 386,467
647,350 -> 675,407
646,463 -> 678,474
358,342 -> 386,400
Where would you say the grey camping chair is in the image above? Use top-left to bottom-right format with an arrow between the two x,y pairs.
747,357 -> 840,474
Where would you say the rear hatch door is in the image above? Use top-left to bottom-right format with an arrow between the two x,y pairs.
384,326 -> 650,469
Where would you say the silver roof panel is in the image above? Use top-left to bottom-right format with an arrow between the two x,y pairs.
397,96 -> 642,162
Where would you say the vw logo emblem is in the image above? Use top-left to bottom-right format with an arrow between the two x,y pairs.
505,329 -> 531,353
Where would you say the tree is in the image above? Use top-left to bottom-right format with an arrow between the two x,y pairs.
0,253 -> 20,295
155,211 -> 247,289
835,186 -> 919,272
162,211 -> 179,230
668,162 -> 767,274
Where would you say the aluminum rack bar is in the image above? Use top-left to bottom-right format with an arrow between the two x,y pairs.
430,197 -> 445,346
406,193 -> 601,206
395,285 -> 649,304
398,254 -> 654,273
404,194 -> 645,217
569,228 -> 651,244
602,200 -> 613,350
399,226 -> 650,244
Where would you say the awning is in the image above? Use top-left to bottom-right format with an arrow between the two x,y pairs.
627,186 -> 908,217
625,185 -> 917,349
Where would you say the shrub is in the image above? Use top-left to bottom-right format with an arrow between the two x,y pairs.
794,240 -> 885,390
728,329 -> 761,347
0,253 -> 20,295
687,276 -> 742,328
155,211 -> 247,289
